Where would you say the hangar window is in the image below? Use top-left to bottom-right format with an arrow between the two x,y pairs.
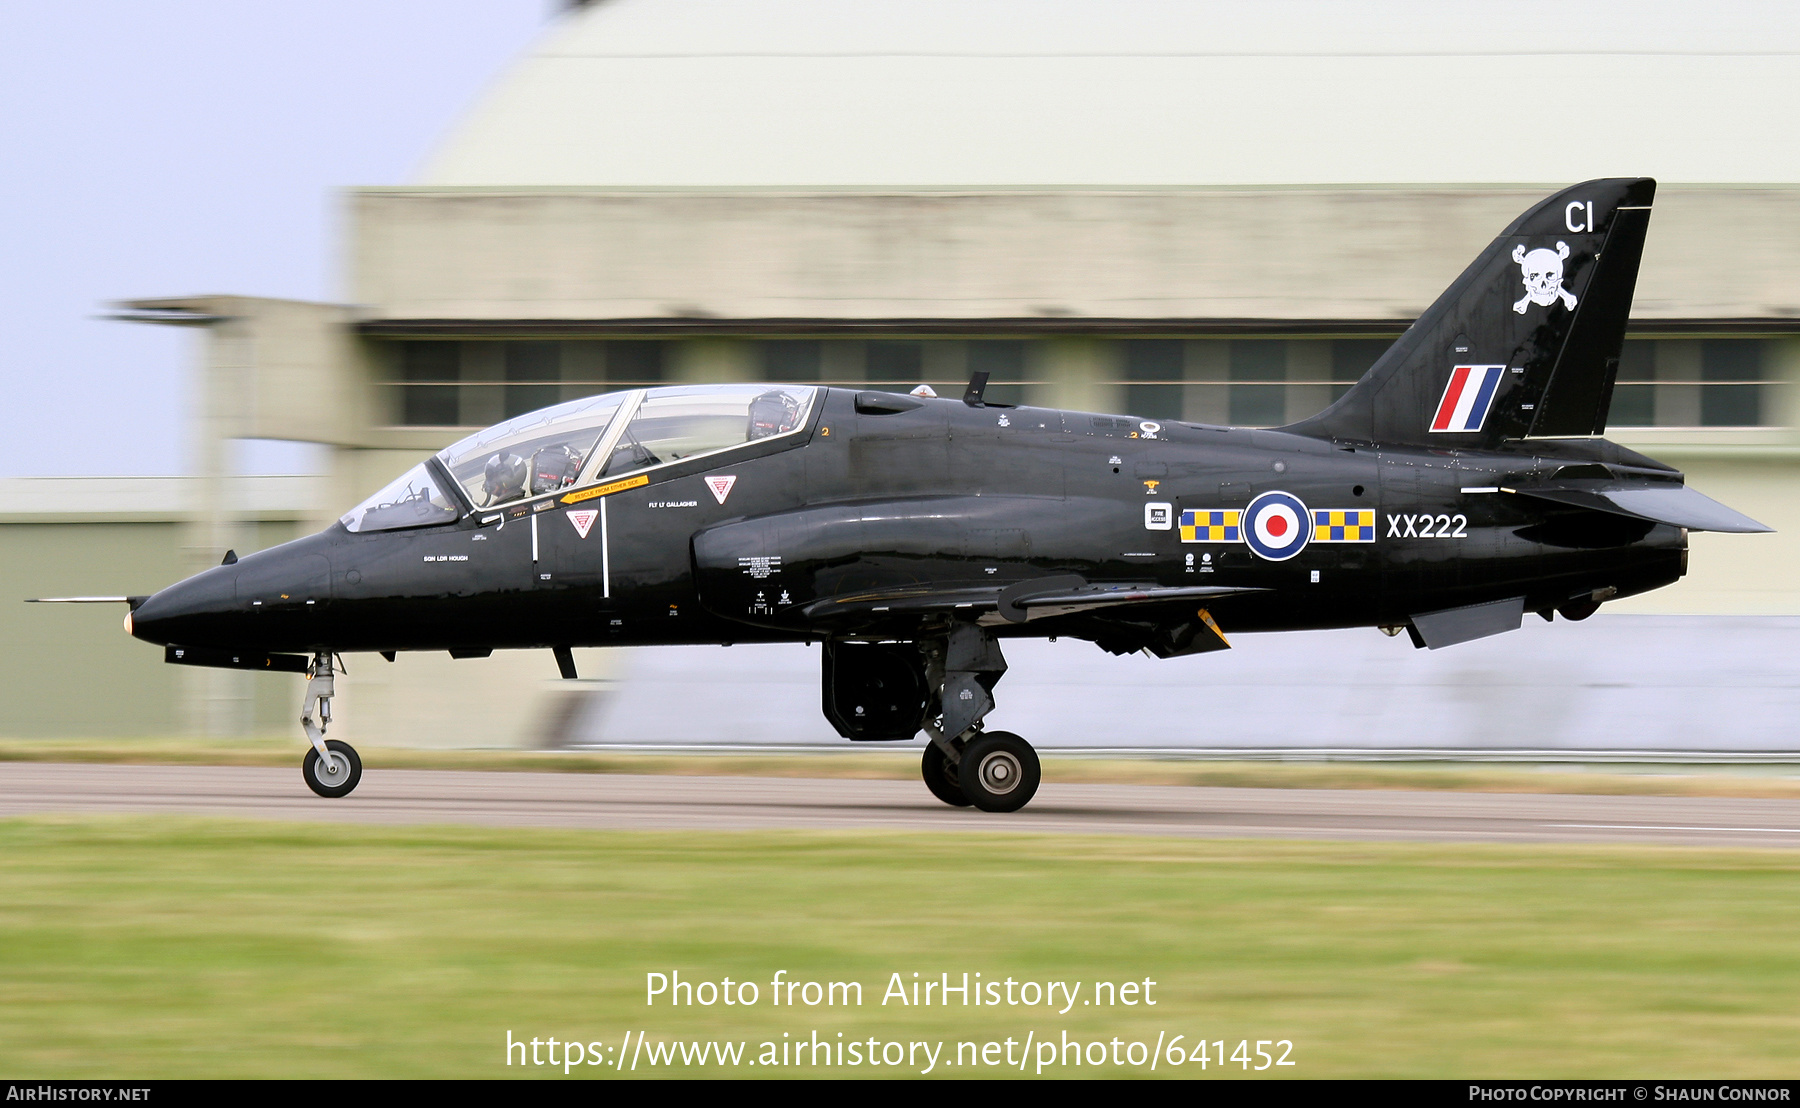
1123,340 -> 1183,420
435,391 -> 627,509
1331,340 -> 1389,399
599,385 -> 818,478
1116,338 -> 1398,426
385,340 -> 669,427
503,341 -> 562,419
1228,341 -> 1288,426
762,340 -> 822,381
1700,339 -> 1764,426
866,341 -> 924,386
967,341 -> 1028,407
400,342 -> 461,426
1605,338 -> 1774,428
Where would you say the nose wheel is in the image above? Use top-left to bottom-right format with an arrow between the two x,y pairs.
304,739 -> 362,798
300,653 -> 362,798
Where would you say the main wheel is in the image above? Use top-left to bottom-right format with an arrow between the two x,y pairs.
303,739 -> 362,798
958,731 -> 1040,813
921,742 -> 971,807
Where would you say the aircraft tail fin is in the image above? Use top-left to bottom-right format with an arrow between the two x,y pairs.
1284,178 -> 1656,447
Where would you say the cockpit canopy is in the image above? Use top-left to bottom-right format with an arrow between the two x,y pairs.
339,384 -> 818,533
440,392 -> 628,511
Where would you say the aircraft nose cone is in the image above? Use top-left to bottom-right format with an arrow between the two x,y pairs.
129,565 -> 241,647
130,533 -> 339,649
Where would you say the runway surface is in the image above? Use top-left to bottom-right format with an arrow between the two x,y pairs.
4,762 -> 1800,847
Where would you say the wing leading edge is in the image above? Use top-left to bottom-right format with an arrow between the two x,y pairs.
799,579 -> 1262,625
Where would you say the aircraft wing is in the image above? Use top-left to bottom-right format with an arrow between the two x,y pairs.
1000,580 -> 1263,622
798,579 -> 1262,625
693,498 -> 1263,649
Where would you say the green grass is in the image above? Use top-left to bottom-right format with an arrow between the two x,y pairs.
1,816 -> 1797,1078
4,735 -> 1800,798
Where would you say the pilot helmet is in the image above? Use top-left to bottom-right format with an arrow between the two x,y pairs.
748,390 -> 803,440
482,452 -> 528,505
530,443 -> 582,495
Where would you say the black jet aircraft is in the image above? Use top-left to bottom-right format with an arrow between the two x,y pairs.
40,178 -> 1770,811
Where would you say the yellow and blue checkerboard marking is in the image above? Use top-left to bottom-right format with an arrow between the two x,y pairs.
1180,507 -> 1374,544
1180,509 -> 1240,542
1312,509 -> 1376,543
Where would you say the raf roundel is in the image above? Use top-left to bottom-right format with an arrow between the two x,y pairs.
1242,491 -> 1311,561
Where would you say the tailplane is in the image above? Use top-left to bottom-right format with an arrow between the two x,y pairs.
1286,178 -> 1655,447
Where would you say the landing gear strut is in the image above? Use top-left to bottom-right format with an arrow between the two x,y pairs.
920,729 -> 971,808
916,625 -> 1041,812
301,653 -> 361,798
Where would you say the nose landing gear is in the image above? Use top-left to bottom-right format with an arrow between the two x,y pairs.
916,626 -> 1041,812
301,653 -> 362,798
304,739 -> 362,798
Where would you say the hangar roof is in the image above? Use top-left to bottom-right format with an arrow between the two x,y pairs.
420,0 -> 1800,187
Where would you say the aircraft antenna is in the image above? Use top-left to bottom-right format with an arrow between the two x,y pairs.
962,370 -> 990,407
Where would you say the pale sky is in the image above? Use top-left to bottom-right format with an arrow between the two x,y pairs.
0,2 -> 553,476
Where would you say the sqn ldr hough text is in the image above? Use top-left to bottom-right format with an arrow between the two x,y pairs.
647,971 -> 1158,1015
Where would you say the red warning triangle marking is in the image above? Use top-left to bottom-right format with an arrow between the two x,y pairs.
566,509 -> 598,539
705,475 -> 737,504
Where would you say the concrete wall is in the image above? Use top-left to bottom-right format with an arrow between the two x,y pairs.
125,297 -> 378,450
576,616 -> 1800,756
1617,458 -> 1800,615
330,648 -> 615,750
352,186 -> 1800,325
4,521 -> 189,736
0,477 -> 317,738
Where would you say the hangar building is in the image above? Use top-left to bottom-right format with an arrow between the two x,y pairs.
11,0 -> 1800,747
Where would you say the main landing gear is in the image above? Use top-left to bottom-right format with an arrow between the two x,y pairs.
821,623 -> 1043,811
923,727 -> 1041,813
918,625 -> 1041,813
301,653 -> 362,798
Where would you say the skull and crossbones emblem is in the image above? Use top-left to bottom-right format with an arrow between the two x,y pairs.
1512,242 -> 1578,313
